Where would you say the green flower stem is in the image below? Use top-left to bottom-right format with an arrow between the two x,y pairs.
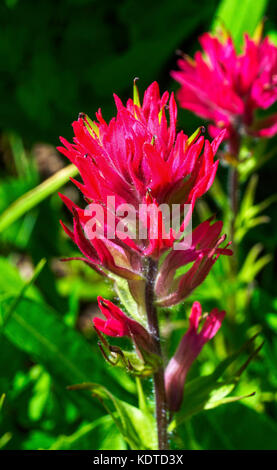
0,164 -> 78,233
229,165 -> 239,256
145,258 -> 168,450
227,132 -> 241,320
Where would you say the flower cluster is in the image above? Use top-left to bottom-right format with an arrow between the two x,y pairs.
59,81 -> 230,281
59,81 -> 231,411
172,29 -> 277,152
59,82 -> 224,212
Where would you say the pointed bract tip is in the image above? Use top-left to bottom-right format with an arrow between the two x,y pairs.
133,78 -> 141,107
97,296 -> 107,308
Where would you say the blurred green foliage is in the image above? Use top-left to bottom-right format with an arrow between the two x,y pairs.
0,0 -> 277,450
0,0 -> 218,143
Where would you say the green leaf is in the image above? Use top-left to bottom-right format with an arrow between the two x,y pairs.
209,176 -> 228,212
213,0 -> 268,50
21,431 -> 56,451
239,139 -> 277,180
191,402 -> 277,449
0,164 -> 78,233
0,393 -> 12,449
0,258 -> 46,329
0,175 -> 38,248
68,382 -> 157,450
240,174 -> 258,217
169,334 -> 262,430
136,377 -> 148,414
8,132 -> 32,180
28,367 -> 51,422
235,175 -> 277,243
0,296 -> 128,421
0,432 -> 12,450
239,244 -> 272,283
0,394 -> 5,413
267,30 -> 277,46
0,257 -> 40,300
266,313 -> 277,333
49,415 -> 127,450
111,274 -> 147,326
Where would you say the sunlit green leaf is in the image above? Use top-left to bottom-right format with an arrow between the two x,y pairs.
0,164 -> 78,233
239,244 -> 272,283
191,402 -> 277,450
213,0 -> 268,50
49,415 -> 127,450
169,334 -> 262,430
68,382 -> 157,450
0,296 -> 130,421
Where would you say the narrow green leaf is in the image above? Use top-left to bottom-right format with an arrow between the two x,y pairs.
192,402 -> 277,450
8,132 -> 32,180
235,174 -> 276,242
0,164 -> 78,233
245,194 -> 277,221
0,257 -> 43,304
267,30 -> 277,46
0,393 -> 5,412
0,393 -> 12,449
68,382 -> 157,450
0,296 -> 127,421
0,258 -> 46,329
239,174 -> 258,219
28,369 -> 51,421
49,415 -> 127,450
213,0 -> 268,50
0,433 -> 12,450
239,243 -> 263,283
205,389 -> 255,410
136,377 -> 148,413
169,334 -> 262,430
209,176 -> 228,211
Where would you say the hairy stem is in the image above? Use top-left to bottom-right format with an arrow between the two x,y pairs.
229,165 -> 239,252
145,258 -> 168,450
227,133 -> 241,319
228,131 -> 241,271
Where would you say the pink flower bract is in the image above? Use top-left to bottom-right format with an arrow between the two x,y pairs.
165,301 -> 225,411
94,296 -> 154,353
172,31 -> 277,142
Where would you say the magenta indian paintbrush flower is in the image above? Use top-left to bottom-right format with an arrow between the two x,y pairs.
58,82 -> 230,293
172,29 -> 277,148
58,82 -> 231,433
58,81 -> 225,213
165,302 -> 225,411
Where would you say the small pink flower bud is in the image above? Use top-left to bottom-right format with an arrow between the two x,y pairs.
93,297 -> 154,354
165,301 -> 225,412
